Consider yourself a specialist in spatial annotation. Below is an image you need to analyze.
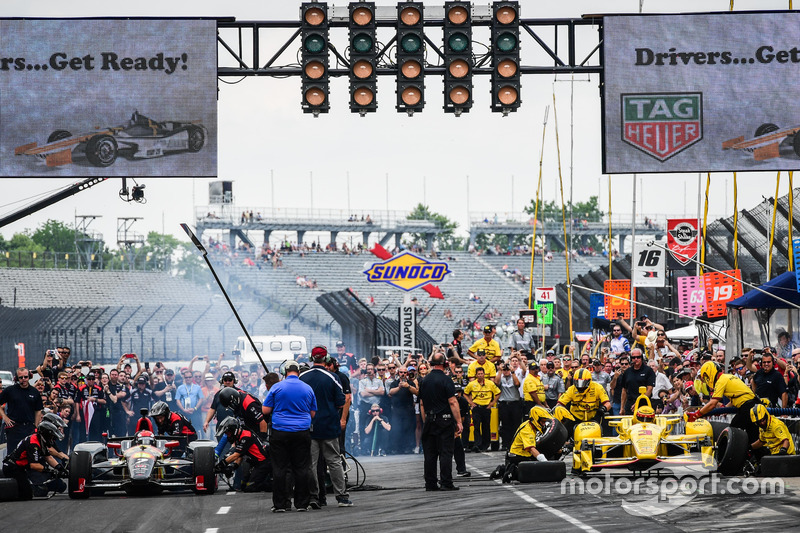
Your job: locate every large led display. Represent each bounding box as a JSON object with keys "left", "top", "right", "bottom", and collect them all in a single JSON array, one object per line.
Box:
[
  {"left": 0, "top": 19, "right": 217, "bottom": 177},
  {"left": 603, "top": 12, "right": 800, "bottom": 174}
]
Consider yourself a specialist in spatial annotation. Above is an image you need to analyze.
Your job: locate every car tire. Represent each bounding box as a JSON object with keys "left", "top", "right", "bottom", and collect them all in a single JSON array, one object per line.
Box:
[
  {"left": 0, "top": 478, "right": 20, "bottom": 501},
  {"left": 536, "top": 419, "right": 569, "bottom": 460},
  {"left": 760, "top": 454, "right": 800, "bottom": 477},
  {"left": 709, "top": 421, "right": 729, "bottom": 442},
  {"left": 47, "top": 130, "right": 72, "bottom": 143},
  {"left": 754, "top": 123, "right": 779, "bottom": 137},
  {"left": 715, "top": 426, "right": 749, "bottom": 476},
  {"left": 68, "top": 450, "right": 93, "bottom": 499},
  {"left": 192, "top": 446, "right": 217, "bottom": 495},
  {"left": 516, "top": 461, "right": 567, "bottom": 483},
  {"left": 187, "top": 126, "right": 205, "bottom": 152},
  {"left": 85, "top": 135, "right": 118, "bottom": 167}
]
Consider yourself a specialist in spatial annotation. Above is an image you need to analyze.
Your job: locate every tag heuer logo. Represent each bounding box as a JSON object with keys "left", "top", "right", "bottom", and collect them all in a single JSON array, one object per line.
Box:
[{"left": 622, "top": 93, "right": 703, "bottom": 161}]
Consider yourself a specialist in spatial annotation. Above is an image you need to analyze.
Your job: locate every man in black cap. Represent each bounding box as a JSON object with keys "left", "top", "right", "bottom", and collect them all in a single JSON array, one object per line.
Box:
[
  {"left": 418, "top": 353, "right": 463, "bottom": 491},
  {"left": 128, "top": 375, "right": 153, "bottom": 434},
  {"left": 335, "top": 341, "right": 358, "bottom": 374},
  {"left": 467, "top": 325, "right": 502, "bottom": 364},
  {"left": 203, "top": 371, "right": 238, "bottom": 436},
  {"left": 0, "top": 367, "right": 43, "bottom": 453}
]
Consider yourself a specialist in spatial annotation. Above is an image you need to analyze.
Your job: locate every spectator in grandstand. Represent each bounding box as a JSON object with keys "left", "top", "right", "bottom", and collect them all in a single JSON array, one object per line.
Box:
[{"left": 0, "top": 368, "right": 43, "bottom": 453}]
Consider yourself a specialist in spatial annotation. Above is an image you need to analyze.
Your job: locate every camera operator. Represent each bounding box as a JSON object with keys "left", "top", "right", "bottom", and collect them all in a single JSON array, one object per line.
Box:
[{"left": 0, "top": 368, "right": 43, "bottom": 452}]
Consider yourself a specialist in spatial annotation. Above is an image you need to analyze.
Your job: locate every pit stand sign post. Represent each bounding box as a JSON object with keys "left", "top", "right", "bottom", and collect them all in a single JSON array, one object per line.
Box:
[{"left": 535, "top": 287, "right": 555, "bottom": 354}]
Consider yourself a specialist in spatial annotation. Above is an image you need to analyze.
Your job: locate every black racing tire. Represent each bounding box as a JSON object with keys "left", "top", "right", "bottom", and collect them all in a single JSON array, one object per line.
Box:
[
  {"left": 709, "top": 421, "right": 729, "bottom": 442},
  {"left": 192, "top": 446, "right": 217, "bottom": 495},
  {"left": 715, "top": 426, "right": 749, "bottom": 476},
  {"left": 516, "top": 461, "right": 567, "bottom": 483},
  {"left": 187, "top": 126, "right": 205, "bottom": 152},
  {"left": 760, "top": 454, "right": 800, "bottom": 477},
  {"left": 85, "top": 135, "right": 118, "bottom": 167},
  {"left": 754, "top": 123, "right": 779, "bottom": 137},
  {"left": 536, "top": 419, "right": 569, "bottom": 460},
  {"left": 68, "top": 451, "right": 93, "bottom": 499},
  {"left": 47, "top": 130, "right": 72, "bottom": 143},
  {"left": 0, "top": 477, "right": 20, "bottom": 501}
]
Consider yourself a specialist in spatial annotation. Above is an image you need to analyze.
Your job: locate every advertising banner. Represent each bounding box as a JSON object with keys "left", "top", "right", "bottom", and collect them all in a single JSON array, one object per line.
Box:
[
  {"left": 399, "top": 305, "right": 416, "bottom": 355},
  {"left": 604, "top": 12, "right": 800, "bottom": 173},
  {"left": 604, "top": 279, "right": 634, "bottom": 319},
  {"left": 666, "top": 218, "right": 700, "bottom": 270},
  {"left": 0, "top": 19, "right": 217, "bottom": 177},
  {"left": 632, "top": 236, "right": 666, "bottom": 287}
]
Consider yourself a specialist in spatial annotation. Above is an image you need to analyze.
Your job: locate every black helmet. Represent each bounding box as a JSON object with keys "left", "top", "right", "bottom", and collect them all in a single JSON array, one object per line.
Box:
[
  {"left": 218, "top": 387, "right": 241, "bottom": 410},
  {"left": 37, "top": 421, "right": 64, "bottom": 448},
  {"left": 42, "top": 412, "right": 68, "bottom": 429},
  {"left": 216, "top": 416, "right": 241, "bottom": 439},
  {"left": 150, "top": 401, "right": 170, "bottom": 418}
]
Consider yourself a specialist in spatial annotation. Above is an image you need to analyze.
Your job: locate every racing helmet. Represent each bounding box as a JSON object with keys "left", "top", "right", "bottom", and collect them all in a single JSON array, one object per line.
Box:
[
  {"left": 218, "top": 387, "right": 242, "bottom": 410},
  {"left": 699, "top": 361, "right": 723, "bottom": 389},
  {"left": 37, "top": 420, "right": 64, "bottom": 448},
  {"left": 574, "top": 368, "right": 592, "bottom": 392},
  {"left": 42, "top": 412, "right": 68, "bottom": 429},
  {"left": 135, "top": 430, "right": 156, "bottom": 447},
  {"left": 216, "top": 416, "right": 242, "bottom": 439},
  {"left": 150, "top": 401, "right": 170, "bottom": 418},
  {"left": 750, "top": 403, "right": 770, "bottom": 427},
  {"left": 633, "top": 405, "right": 655, "bottom": 424}
]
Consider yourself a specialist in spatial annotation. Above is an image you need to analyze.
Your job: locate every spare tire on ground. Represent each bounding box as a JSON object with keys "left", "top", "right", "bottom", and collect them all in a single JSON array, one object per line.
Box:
[
  {"left": 516, "top": 461, "right": 567, "bottom": 483},
  {"left": 715, "top": 426, "right": 749, "bottom": 476},
  {"left": 0, "top": 478, "right": 20, "bottom": 501},
  {"left": 760, "top": 454, "right": 800, "bottom": 477}
]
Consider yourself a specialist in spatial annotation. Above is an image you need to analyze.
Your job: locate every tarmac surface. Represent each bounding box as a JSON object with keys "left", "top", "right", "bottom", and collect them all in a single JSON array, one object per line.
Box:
[{"left": 4, "top": 450, "right": 800, "bottom": 533}]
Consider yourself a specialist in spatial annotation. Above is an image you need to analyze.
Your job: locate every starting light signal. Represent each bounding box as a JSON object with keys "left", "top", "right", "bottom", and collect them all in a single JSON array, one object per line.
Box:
[
  {"left": 349, "top": 2, "right": 378, "bottom": 115},
  {"left": 490, "top": 1, "right": 521, "bottom": 114},
  {"left": 300, "top": 2, "right": 329, "bottom": 115},
  {"left": 396, "top": 2, "right": 425, "bottom": 115},
  {"left": 443, "top": 1, "right": 473, "bottom": 115}
]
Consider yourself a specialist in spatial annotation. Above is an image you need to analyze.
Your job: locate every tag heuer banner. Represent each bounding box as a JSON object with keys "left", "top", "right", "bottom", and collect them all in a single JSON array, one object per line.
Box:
[
  {"left": 667, "top": 218, "right": 700, "bottom": 270},
  {"left": 603, "top": 12, "right": 800, "bottom": 173}
]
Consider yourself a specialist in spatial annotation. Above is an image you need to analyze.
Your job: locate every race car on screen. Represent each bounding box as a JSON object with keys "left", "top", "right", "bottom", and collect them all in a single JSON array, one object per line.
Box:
[
  {"left": 722, "top": 122, "right": 800, "bottom": 161},
  {"left": 14, "top": 111, "right": 207, "bottom": 168},
  {"left": 67, "top": 430, "right": 217, "bottom": 498},
  {"left": 569, "top": 387, "right": 747, "bottom": 476}
]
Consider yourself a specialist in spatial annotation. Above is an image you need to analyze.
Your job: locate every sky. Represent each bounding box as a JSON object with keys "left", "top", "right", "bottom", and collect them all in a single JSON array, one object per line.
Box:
[{"left": 0, "top": 0, "right": 795, "bottom": 251}]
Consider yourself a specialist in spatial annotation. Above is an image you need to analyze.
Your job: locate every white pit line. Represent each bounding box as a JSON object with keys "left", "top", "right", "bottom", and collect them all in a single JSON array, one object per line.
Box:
[{"left": 216, "top": 506, "right": 231, "bottom": 515}]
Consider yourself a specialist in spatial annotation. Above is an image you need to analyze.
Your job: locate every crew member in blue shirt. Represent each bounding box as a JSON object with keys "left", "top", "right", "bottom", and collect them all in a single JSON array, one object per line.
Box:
[{"left": 262, "top": 360, "right": 316, "bottom": 513}]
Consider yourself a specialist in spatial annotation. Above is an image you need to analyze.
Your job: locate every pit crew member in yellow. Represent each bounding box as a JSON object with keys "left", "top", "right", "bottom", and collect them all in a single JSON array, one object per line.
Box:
[
  {"left": 750, "top": 404, "right": 795, "bottom": 456},
  {"left": 467, "top": 349, "right": 497, "bottom": 380},
  {"left": 467, "top": 325, "right": 503, "bottom": 364},
  {"left": 508, "top": 419, "right": 546, "bottom": 461},
  {"left": 464, "top": 368, "right": 501, "bottom": 452},
  {"left": 688, "top": 362, "right": 759, "bottom": 440},
  {"left": 556, "top": 368, "right": 611, "bottom": 422},
  {"left": 522, "top": 362, "right": 546, "bottom": 409}
]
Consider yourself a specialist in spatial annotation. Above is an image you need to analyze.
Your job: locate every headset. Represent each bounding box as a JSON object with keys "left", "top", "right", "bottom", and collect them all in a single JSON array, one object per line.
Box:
[
  {"left": 369, "top": 405, "right": 383, "bottom": 416},
  {"left": 219, "top": 371, "right": 238, "bottom": 386}
]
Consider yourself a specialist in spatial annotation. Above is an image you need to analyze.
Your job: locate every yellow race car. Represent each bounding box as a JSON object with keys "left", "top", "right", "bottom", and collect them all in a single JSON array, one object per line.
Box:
[{"left": 570, "top": 387, "right": 718, "bottom": 475}]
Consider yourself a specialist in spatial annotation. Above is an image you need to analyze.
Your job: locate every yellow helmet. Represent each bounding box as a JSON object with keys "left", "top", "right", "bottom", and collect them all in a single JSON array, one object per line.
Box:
[
  {"left": 634, "top": 405, "right": 655, "bottom": 424},
  {"left": 574, "top": 368, "right": 592, "bottom": 392},
  {"left": 750, "top": 403, "right": 770, "bottom": 426},
  {"left": 699, "top": 361, "right": 723, "bottom": 389}
]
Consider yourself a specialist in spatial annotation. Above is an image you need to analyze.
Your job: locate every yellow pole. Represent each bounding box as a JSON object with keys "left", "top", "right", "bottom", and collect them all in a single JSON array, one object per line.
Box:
[
  {"left": 700, "top": 173, "right": 710, "bottom": 276},
  {"left": 528, "top": 106, "right": 549, "bottom": 309},
  {"left": 768, "top": 172, "right": 781, "bottom": 281},
  {"left": 553, "top": 92, "right": 574, "bottom": 344},
  {"left": 608, "top": 176, "right": 613, "bottom": 280},
  {"left": 733, "top": 173, "right": 739, "bottom": 270},
  {"left": 790, "top": 171, "right": 794, "bottom": 271}
]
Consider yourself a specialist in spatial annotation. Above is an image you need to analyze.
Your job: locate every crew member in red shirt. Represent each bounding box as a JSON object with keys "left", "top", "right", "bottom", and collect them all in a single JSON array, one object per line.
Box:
[{"left": 215, "top": 416, "right": 271, "bottom": 492}]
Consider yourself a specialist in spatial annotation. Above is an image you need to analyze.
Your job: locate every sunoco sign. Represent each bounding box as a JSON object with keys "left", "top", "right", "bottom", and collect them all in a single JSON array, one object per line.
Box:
[{"left": 363, "top": 251, "right": 450, "bottom": 292}]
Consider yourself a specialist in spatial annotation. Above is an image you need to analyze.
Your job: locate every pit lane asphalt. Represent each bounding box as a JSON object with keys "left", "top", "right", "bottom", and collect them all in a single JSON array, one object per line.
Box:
[{"left": 4, "top": 451, "right": 800, "bottom": 533}]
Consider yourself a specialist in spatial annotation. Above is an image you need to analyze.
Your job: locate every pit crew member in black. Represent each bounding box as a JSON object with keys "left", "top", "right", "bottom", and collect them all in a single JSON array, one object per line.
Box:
[
  {"left": 216, "top": 416, "right": 272, "bottom": 492},
  {"left": 150, "top": 401, "right": 197, "bottom": 443},
  {"left": 2, "top": 421, "right": 67, "bottom": 499},
  {"left": 0, "top": 367, "right": 44, "bottom": 453},
  {"left": 418, "top": 353, "right": 463, "bottom": 491},
  {"left": 218, "top": 387, "right": 268, "bottom": 437}
]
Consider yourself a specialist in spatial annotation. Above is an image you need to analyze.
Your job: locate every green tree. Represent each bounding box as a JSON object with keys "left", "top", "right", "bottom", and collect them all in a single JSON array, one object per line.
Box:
[
  {"left": 32, "top": 219, "right": 76, "bottom": 251},
  {"left": 524, "top": 195, "right": 605, "bottom": 252},
  {"left": 404, "top": 203, "right": 460, "bottom": 250}
]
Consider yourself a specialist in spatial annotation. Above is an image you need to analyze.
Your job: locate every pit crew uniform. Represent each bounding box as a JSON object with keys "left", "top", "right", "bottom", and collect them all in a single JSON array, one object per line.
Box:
[
  {"left": 467, "top": 360, "right": 497, "bottom": 379},
  {"left": 228, "top": 428, "right": 272, "bottom": 492},
  {"left": 2, "top": 433, "right": 65, "bottom": 499},
  {"left": 463, "top": 379, "right": 500, "bottom": 451},
  {"left": 232, "top": 390, "right": 267, "bottom": 437},
  {"left": 755, "top": 415, "right": 796, "bottom": 456},
  {"left": 711, "top": 373, "right": 759, "bottom": 441},
  {"left": 156, "top": 411, "right": 197, "bottom": 443}
]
